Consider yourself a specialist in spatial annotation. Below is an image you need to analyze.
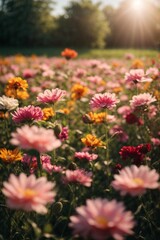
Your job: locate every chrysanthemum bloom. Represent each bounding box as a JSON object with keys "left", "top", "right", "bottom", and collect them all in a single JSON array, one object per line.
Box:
[
  {"left": 64, "top": 169, "right": 92, "bottom": 187},
  {"left": 4, "top": 77, "right": 29, "bottom": 99},
  {"left": 70, "top": 198, "right": 135, "bottom": 240},
  {"left": 58, "top": 126, "right": 69, "bottom": 141},
  {"left": 109, "top": 125, "right": 129, "bottom": 142},
  {"left": 0, "top": 95, "right": 19, "bottom": 111},
  {"left": 125, "top": 113, "right": 142, "bottom": 125},
  {"left": 130, "top": 93, "right": 156, "bottom": 110},
  {"left": 37, "top": 88, "right": 66, "bottom": 104},
  {"left": 119, "top": 144, "right": 151, "bottom": 165},
  {"left": 111, "top": 165, "right": 159, "bottom": 196},
  {"left": 2, "top": 173, "right": 56, "bottom": 214},
  {"left": 61, "top": 48, "right": 78, "bottom": 60},
  {"left": 71, "top": 83, "right": 89, "bottom": 100},
  {"left": 81, "top": 134, "right": 105, "bottom": 148},
  {"left": 42, "top": 107, "right": 55, "bottom": 120},
  {"left": 10, "top": 125, "right": 61, "bottom": 153},
  {"left": 125, "top": 69, "right": 152, "bottom": 84},
  {"left": 0, "top": 148, "right": 22, "bottom": 163},
  {"left": 83, "top": 112, "right": 107, "bottom": 124},
  {"left": 146, "top": 67, "right": 159, "bottom": 80},
  {"left": 12, "top": 105, "right": 43, "bottom": 123},
  {"left": 90, "top": 92, "right": 119, "bottom": 110},
  {"left": 75, "top": 151, "right": 98, "bottom": 161}
]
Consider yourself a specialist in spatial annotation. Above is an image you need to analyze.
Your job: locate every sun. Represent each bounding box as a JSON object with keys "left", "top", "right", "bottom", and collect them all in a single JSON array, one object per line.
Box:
[{"left": 131, "top": 0, "right": 145, "bottom": 12}]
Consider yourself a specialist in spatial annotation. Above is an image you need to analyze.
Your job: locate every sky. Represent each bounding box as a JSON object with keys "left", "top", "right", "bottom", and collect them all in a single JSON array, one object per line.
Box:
[{"left": 53, "top": 0, "right": 121, "bottom": 16}]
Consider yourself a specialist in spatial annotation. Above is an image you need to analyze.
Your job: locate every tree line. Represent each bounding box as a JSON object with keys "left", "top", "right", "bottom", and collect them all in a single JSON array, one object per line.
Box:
[{"left": 0, "top": 0, "right": 160, "bottom": 48}]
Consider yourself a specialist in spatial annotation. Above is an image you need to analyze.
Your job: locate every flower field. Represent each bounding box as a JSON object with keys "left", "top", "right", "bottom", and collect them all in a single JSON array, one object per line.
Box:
[{"left": 0, "top": 50, "right": 160, "bottom": 240}]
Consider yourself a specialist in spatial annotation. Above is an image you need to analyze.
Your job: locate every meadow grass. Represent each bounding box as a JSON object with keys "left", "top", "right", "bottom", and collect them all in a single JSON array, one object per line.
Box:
[{"left": 0, "top": 47, "right": 159, "bottom": 58}]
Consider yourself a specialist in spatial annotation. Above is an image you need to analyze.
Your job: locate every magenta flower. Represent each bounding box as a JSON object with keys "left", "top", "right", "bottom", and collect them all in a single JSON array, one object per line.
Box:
[
  {"left": 58, "top": 126, "right": 69, "bottom": 141},
  {"left": 111, "top": 165, "right": 159, "bottom": 196},
  {"left": 10, "top": 125, "right": 61, "bottom": 153},
  {"left": 130, "top": 93, "right": 156, "bottom": 110},
  {"left": 70, "top": 198, "right": 135, "bottom": 240},
  {"left": 37, "top": 88, "right": 66, "bottom": 104},
  {"left": 64, "top": 169, "right": 92, "bottom": 187},
  {"left": 90, "top": 92, "right": 119, "bottom": 110},
  {"left": 2, "top": 173, "right": 56, "bottom": 214},
  {"left": 12, "top": 105, "right": 43, "bottom": 123},
  {"left": 75, "top": 151, "right": 98, "bottom": 161}
]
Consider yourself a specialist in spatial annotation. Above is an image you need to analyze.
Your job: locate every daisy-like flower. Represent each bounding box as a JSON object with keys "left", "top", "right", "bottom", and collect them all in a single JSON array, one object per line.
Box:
[
  {"left": 12, "top": 105, "right": 43, "bottom": 123},
  {"left": 42, "top": 107, "right": 55, "bottom": 120},
  {"left": 61, "top": 48, "right": 78, "bottom": 60},
  {"left": 2, "top": 173, "right": 56, "bottom": 214},
  {"left": 81, "top": 134, "right": 105, "bottom": 148},
  {"left": 4, "top": 77, "right": 29, "bottom": 99},
  {"left": 90, "top": 92, "right": 119, "bottom": 110},
  {"left": 0, "top": 148, "right": 22, "bottom": 163},
  {"left": 71, "top": 83, "right": 89, "bottom": 100},
  {"left": 125, "top": 69, "right": 152, "bottom": 83},
  {"left": 64, "top": 169, "right": 92, "bottom": 187},
  {"left": 0, "top": 95, "right": 19, "bottom": 111},
  {"left": 70, "top": 198, "right": 135, "bottom": 240},
  {"left": 130, "top": 93, "right": 156, "bottom": 110},
  {"left": 10, "top": 125, "right": 61, "bottom": 153},
  {"left": 75, "top": 151, "right": 98, "bottom": 161},
  {"left": 83, "top": 112, "right": 107, "bottom": 124},
  {"left": 111, "top": 165, "right": 159, "bottom": 196},
  {"left": 37, "top": 88, "right": 66, "bottom": 104}
]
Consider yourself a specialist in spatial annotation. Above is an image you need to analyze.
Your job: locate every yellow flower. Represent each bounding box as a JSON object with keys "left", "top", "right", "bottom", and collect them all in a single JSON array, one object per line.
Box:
[
  {"left": 0, "top": 111, "right": 9, "bottom": 119},
  {"left": 0, "top": 148, "right": 22, "bottom": 163},
  {"left": 81, "top": 134, "right": 104, "bottom": 148},
  {"left": 88, "top": 112, "right": 107, "bottom": 124},
  {"left": 42, "top": 107, "right": 55, "bottom": 121},
  {"left": 112, "top": 87, "right": 123, "bottom": 94},
  {"left": 59, "top": 108, "right": 70, "bottom": 115},
  {"left": 71, "top": 83, "right": 89, "bottom": 100},
  {"left": 131, "top": 59, "right": 144, "bottom": 69},
  {"left": 4, "top": 77, "right": 29, "bottom": 99}
]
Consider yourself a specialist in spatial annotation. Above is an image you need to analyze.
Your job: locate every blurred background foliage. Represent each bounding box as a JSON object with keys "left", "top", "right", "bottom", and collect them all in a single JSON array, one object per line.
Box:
[{"left": 0, "top": 0, "right": 160, "bottom": 49}]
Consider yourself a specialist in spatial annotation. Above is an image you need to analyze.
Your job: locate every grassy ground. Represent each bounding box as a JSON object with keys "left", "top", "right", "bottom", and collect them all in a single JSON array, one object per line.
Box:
[{"left": 0, "top": 47, "right": 159, "bottom": 58}]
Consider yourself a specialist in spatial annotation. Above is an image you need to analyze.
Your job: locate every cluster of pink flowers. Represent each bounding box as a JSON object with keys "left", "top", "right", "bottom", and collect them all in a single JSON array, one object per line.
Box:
[
  {"left": 130, "top": 93, "right": 156, "bottom": 110},
  {"left": 63, "top": 169, "right": 92, "bottom": 187},
  {"left": 125, "top": 69, "right": 152, "bottom": 83},
  {"left": 74, "top": 151, "right": 98, "bottom": 161}
]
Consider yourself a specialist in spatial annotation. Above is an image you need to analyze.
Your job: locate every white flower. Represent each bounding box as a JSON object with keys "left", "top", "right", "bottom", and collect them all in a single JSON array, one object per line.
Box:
[{"left": 0, "top": 95, "right": 19, "bottom": 111}]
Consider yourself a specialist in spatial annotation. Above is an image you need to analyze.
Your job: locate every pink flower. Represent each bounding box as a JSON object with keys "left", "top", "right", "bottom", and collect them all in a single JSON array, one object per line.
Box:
[
  {"left": 125, "top": 69, "right": 152, "bottom": 83},
  {"left": 12, "top": 105, "right": 43, "bottom": 123},
  {"left": 75, "top": 151, "right": 98, "bottom": 161},
  {"left": 58, "top": 126, "right": 69, "bottom": 141},
  {"left": 130, "top": 93, "right": 156, "bottom": 110},
  {"left": 111, "top": 165, "right": 159, "bottom": 196},
  {"left": 70, "top": 198, "right": 135, "bottom": 240},
  {"left": 37, "top": 88, "right": 66, "bottom": 104},
  {"left": 10, "top": 125, "right": 61, "bottom": 153},
  {"left": 2, "top": 173, "right": 56, "bottom": 214},
  {"left": 64, "top": 169, "right": 92, "bottom": 187},
  {"left": 90, "top": 92, "right": 119, "bottom": 110}
]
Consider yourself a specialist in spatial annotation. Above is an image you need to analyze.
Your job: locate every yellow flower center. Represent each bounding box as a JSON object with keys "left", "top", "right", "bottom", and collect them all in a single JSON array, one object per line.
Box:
[
  {"left": 95, "top": 216, "right": 108, "bottom": 228},
  {"left": 133, "top": 178, "right": 144, "bottom": 186},
  {"left": 23, "top": 189, "right": 36, "bottom": 198}
]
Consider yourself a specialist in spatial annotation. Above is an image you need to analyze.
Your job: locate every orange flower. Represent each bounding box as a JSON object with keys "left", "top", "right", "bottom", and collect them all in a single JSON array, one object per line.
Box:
[
  {"left": 0, "top": 148, "right": 22, "bottom": 163},
  {"left": 71, "top": 83, "right": 89, "bottom": 100},
  {"left": 131, "top": 59, "right": 144, "bottom": 69},
  {"left": 83, "top": 112, "right": 107, "bottom": 124},
  {"left": 42, "top": 107, "right": 55, "bottom": 121},
  {"left": 4, "top": 77, "right": 29, "bottom": 99},
  {"left": 61, "top": 48, "right": 78, "bottom": 60},
  {"left": 81, "top": 134, "right": 104, "bottom": 148}
]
